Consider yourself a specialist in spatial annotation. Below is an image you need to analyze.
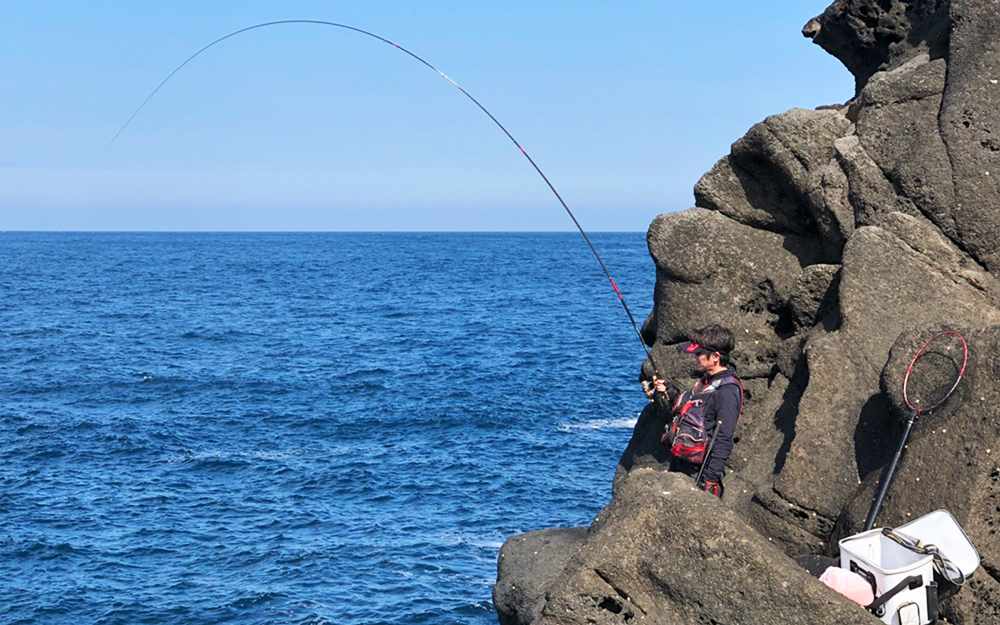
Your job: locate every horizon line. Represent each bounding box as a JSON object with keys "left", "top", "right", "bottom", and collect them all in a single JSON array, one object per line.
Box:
[{"left": 1, "top": 229, "right": 647, "bottom": 234}]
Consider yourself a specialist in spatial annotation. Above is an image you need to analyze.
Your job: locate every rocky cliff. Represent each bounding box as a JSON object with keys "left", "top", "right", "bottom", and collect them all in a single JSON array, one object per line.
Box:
[{"left": 495, "top": 1, "right": 1000, "bottom": 623}]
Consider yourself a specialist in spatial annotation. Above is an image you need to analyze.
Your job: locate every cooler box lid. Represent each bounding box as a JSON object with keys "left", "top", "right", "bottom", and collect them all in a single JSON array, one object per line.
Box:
[{"left": 896, "top": 509, "right": 980, "bottom": 580}]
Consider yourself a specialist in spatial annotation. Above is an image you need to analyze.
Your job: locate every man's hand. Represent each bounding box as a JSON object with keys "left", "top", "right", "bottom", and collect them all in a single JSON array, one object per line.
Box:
[
  {"left": 698, "top": 479, "right": 721, "bottom": 498},
  {"left": 642, "top": 376, "right": 668, "bottom": 401}
]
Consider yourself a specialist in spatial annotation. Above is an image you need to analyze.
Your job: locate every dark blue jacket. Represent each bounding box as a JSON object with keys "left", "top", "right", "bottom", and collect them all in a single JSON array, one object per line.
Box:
[{"left": 672, "top": 368, "right": 742, "bottom": 483}]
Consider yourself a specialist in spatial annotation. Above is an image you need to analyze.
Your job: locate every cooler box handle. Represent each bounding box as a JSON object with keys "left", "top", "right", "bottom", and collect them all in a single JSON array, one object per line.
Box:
[{"left": 867, "top": 575, "right": 923, "bottom": 617}]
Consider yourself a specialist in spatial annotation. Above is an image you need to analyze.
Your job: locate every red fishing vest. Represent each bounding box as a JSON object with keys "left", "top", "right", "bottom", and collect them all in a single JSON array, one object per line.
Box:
[{"left": 667, "top": 373, "right": 742, "bottom": 465}]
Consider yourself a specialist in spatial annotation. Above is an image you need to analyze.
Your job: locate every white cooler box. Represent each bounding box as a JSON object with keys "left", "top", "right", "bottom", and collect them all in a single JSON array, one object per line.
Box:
[{"left": 839, "top": 510, "right": 980, "bottom": 625}]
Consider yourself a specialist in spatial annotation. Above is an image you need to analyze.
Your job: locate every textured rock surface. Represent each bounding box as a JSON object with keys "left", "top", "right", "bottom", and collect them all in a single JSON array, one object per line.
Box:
[
  {"left": 939, "top": 0, "right": 1000, "bottom": 272},
  {"left": 802, "top": 0, "right": 949, "bottom": 92},
  {"left": 694, "top": 108, "right": 854, "bottom": 261},
  {"left": 494, "top": 528, "right": 589, "bottom": 625},
  {"left": 534, "top": 472, "right": 879, "bottom": 625},
  {"left": 496, "top": 2, "right": 1000, "bottom": 623}
]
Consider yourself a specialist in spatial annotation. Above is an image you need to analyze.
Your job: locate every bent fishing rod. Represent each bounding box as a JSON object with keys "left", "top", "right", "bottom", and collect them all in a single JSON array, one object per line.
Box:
[{"left": 112, "top": 19, "right": 661, "bottom": 379}]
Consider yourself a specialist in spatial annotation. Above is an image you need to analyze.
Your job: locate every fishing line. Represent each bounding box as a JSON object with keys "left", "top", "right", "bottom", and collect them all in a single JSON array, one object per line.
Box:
[{"left": 112, "top": 19, "right": 660, "bottom": 375}]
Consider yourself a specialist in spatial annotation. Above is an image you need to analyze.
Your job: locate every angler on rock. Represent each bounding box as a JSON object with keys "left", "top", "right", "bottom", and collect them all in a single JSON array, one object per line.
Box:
[{"left": 643, "top": 324, "right": 743, "bottom": 499}]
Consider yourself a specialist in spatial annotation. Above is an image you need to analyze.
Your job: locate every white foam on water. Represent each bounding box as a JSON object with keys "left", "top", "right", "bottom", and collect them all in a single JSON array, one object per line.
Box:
[
  {"left": 556, "top": 415, "right": 638, "bottom": 432},
  {"left": 163, "top": 448, "right": 311, "bottom": 464},
  {"left": 433, "top": 530, "right": 507, "bottom": 552}
]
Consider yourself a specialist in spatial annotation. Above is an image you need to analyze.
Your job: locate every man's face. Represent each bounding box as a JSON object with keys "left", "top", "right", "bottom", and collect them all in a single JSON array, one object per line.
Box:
[{"left": 693, "top": 348, "right": 720, "bottom": 373}]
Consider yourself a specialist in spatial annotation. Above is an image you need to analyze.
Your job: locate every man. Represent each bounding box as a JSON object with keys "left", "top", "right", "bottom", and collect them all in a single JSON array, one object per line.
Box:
[{"left": 643, "top": 324, "right": 743, "bottom": 499}]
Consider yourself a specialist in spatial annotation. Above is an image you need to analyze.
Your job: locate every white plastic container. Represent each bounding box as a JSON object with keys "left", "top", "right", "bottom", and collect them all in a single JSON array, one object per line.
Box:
[
  {"left": 839, "top": 529, "right": 934, "bottom": 625},
  {"left": 839, "top": 509, "right": 980, "bottom": 625}
]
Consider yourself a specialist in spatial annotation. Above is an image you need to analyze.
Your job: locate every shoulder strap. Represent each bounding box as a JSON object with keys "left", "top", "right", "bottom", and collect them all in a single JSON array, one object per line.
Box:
[{"left": 882, "top": 528, "right": 966, "bottom": 585}]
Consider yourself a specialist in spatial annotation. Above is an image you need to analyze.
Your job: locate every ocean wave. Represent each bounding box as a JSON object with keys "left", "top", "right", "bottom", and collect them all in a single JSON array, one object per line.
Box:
[
  {"left": 555, "top": 415, "right": 639, "bottom": 432},
  {"left": 163, "top": 448, "right": 310, "bottom": 465}
]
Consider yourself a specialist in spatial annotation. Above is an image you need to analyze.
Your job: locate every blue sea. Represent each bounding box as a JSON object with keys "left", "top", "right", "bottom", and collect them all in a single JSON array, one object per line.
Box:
[{"left": 1, "top": 232, "right": 654, "bottom": 625}]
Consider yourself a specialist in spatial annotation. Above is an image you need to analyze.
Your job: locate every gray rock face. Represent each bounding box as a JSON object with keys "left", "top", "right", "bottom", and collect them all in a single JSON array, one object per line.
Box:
[
  {"left": 802, "top": 0, "right": 949, "bottom": 92},
  {"left": 494, "top": 528, "right": 589, "bottom": 625},
  {"left": 496, "top": 2, "right": 1000, "bottom": 624},
  {"left": 534, "top": 472, "right": 879, "bottom": 625},
  {"left": 694, "top": 109, "right": 854, "bottom": 261},
  {"left": 939, "top": 0, "right": 1000, "bottom": 272}
]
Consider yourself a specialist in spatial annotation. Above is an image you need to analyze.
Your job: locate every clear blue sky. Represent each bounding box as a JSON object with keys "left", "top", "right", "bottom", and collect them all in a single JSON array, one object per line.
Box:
[{"left": 1, "top": 1, "right": 852, "bottom": 231}]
